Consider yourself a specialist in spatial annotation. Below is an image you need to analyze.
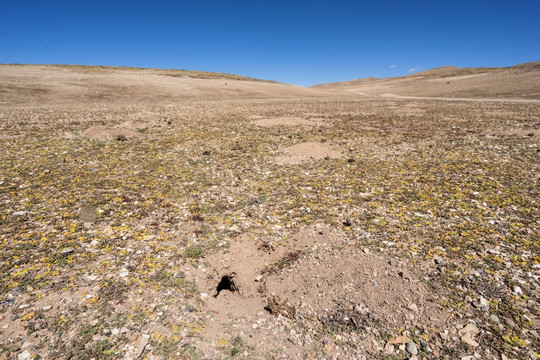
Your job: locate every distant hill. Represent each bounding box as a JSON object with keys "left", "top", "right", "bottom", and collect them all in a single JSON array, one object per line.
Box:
[
  {"left": 0, "top": 64, "right": 333, "bottom": 106},
  {"left": 313, "top": 62, "right": 540, "bottom": 99}
]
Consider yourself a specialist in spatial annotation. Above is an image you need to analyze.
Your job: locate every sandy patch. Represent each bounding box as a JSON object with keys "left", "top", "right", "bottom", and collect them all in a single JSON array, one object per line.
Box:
[
  {"left": 254, "top": 116, "right": 314, "bottom": 127},
  {"left": 82, "top": 125, "right": 142, "bottom": 140},
  {"left": 275, "top": 141, "right": 345, "bottom": 164}
]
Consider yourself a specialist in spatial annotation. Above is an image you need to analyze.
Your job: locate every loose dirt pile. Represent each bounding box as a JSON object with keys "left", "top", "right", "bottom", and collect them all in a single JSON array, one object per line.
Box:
[
  {"left": 275, "top": 142, "right": 345, "bottom": 164},
  {"left": 81, "top": 125, "right": 142, "bottom": 140},
  {"left": 184, "top": 225, "right": 449, "bottom": 359},
  {"left": 254, "top": 116, "right": 315, "bottom": 127}
]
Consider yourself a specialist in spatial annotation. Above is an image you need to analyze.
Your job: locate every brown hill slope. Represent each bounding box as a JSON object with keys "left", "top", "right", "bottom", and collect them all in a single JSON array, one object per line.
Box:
[
  {"left": 0, "top": 64, "right": 334, "bottom": 106},
  {"left": 313, "top": 62, "right": 540, "bottom": 99}
]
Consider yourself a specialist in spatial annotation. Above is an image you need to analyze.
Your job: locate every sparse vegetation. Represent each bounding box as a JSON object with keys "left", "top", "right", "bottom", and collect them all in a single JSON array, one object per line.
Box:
[
  {"left": 185, "top": 245, "right": 205, "bottom": 259},
  {"left": 0, "top": 64, "right": 538, "bottom": 359}
]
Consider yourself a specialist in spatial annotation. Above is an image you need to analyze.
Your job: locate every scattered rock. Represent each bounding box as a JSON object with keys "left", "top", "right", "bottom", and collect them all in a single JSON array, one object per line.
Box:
[
  {"left": 439, "top": 329, "right": 449, "bottom": 340},
  {"left": 118, "top": 269, "right": 129, "bottom": 278},
  {"left": 489, "top": 314, "right": 501, "bottom": 324},
  {"left": 127, "top": 334, "right": 150, "bottom": 359},
  {"left": 512, "top": 286, "right": 523, "bottom": 296},
  {"left": 472, "top": 296, "right": 489, "bottom": 312},
  {"left": 12, "top": 211, "right": 28, "bottom": 217},
  {"left": 18, "top": 350, "right": 31, "bottom": 360},
  {"left": 461, "top": 333, "right": 480, "bottom": 348},
  {"left": 459, "top": 323, "right": 480, "bottom": 348},
  {"left": 459, "top": 323, "right": 480, "bottom": 337},
  {"left": 406, "top": 341, "right": 418, "bottom": 356},
  {"left": 79, "top": 205, "right": 97, "bottom": 222},
  {"left": 388, "top": 335, "right": 412, "bottom": 344},
  {"left": 503, "top": 317, "right": 517, "bottom": 328}
]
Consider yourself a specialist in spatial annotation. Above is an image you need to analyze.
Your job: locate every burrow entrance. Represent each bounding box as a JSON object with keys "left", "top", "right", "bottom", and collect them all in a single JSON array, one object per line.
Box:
[{"left": 214, "top": 273, "right": 240, "bottom": 297}]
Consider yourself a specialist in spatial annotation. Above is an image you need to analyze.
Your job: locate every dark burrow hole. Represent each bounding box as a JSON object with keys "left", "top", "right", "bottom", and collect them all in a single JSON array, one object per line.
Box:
[{"left": 214, "top": 273, "right": 239, "bottom": 297}]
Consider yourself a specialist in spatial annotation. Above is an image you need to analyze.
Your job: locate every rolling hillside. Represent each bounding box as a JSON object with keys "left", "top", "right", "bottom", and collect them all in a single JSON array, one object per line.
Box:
[
  {"left": 0, "top": 64, "right": 334, "bottom": 106},
  {"left": 313, "top": 62, "right": 540, "bottom": 99}
]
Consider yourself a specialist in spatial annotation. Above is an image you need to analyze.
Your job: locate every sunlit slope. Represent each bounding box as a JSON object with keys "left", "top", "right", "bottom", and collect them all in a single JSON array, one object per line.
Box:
[
  {"left": 313, "top": 62, "right": 540, "bottom": 99},
  {"left": 0, "top": 64, "right": 334, "bottom": 105}
]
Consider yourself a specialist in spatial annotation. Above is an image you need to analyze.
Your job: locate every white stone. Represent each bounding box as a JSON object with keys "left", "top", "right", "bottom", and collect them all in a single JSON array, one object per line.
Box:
[
  {"left": 119, "top": 269, "right": 129, "bottom": 278},
  {"left": 18, "top": 350, "right": 31, "bottom": 360}
]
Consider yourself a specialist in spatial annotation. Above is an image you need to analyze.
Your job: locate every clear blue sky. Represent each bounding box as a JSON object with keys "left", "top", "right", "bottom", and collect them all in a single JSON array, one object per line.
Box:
[{"left": 1, "top": 0, "right": 539, "bottom": 86}]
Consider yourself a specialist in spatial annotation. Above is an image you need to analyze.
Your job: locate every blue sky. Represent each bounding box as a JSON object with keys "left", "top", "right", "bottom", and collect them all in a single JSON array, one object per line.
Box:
[{"left": 1, "top": 0, "right": 539, "bottom": 86}]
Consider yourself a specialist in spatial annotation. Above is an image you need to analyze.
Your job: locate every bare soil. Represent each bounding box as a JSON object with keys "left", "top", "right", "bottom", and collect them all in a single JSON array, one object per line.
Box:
[
  {"left": 254, "top": 117, "right": 315, "bottom": 127},
  {"left": 82, "top": 126, "right": 143, "bottom": 140},
  {"left": 275, "top": 142, "right": 345, "bottom": 164}
]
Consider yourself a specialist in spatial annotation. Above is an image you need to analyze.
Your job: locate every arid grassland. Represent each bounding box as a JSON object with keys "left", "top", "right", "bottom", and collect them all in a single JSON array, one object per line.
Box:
[{"left": 1, "top": 90, "right": 539, "bottom": 358}]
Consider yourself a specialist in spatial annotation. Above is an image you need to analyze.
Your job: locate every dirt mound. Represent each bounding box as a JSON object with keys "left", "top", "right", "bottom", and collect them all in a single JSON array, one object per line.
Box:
[
  {"left": 187, "top": 225, "right": 449, "bottom": 358},
  {"left": 81, "top": 125, "right": 142, "bottom": 140},
  {"left": 254, "top": 116, "right": 314, "bottom": 127},
  {"left": 275, "top": 141, "right": 345, "bottom": 164},
  {"left": 266, "top": 249, "right": 447, "bottom": 330}
]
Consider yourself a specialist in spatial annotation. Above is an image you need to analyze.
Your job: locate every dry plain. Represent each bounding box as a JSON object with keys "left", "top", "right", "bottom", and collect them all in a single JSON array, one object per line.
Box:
[{"left": 0, "top": 64, "right": 539, "bottom": 359}]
